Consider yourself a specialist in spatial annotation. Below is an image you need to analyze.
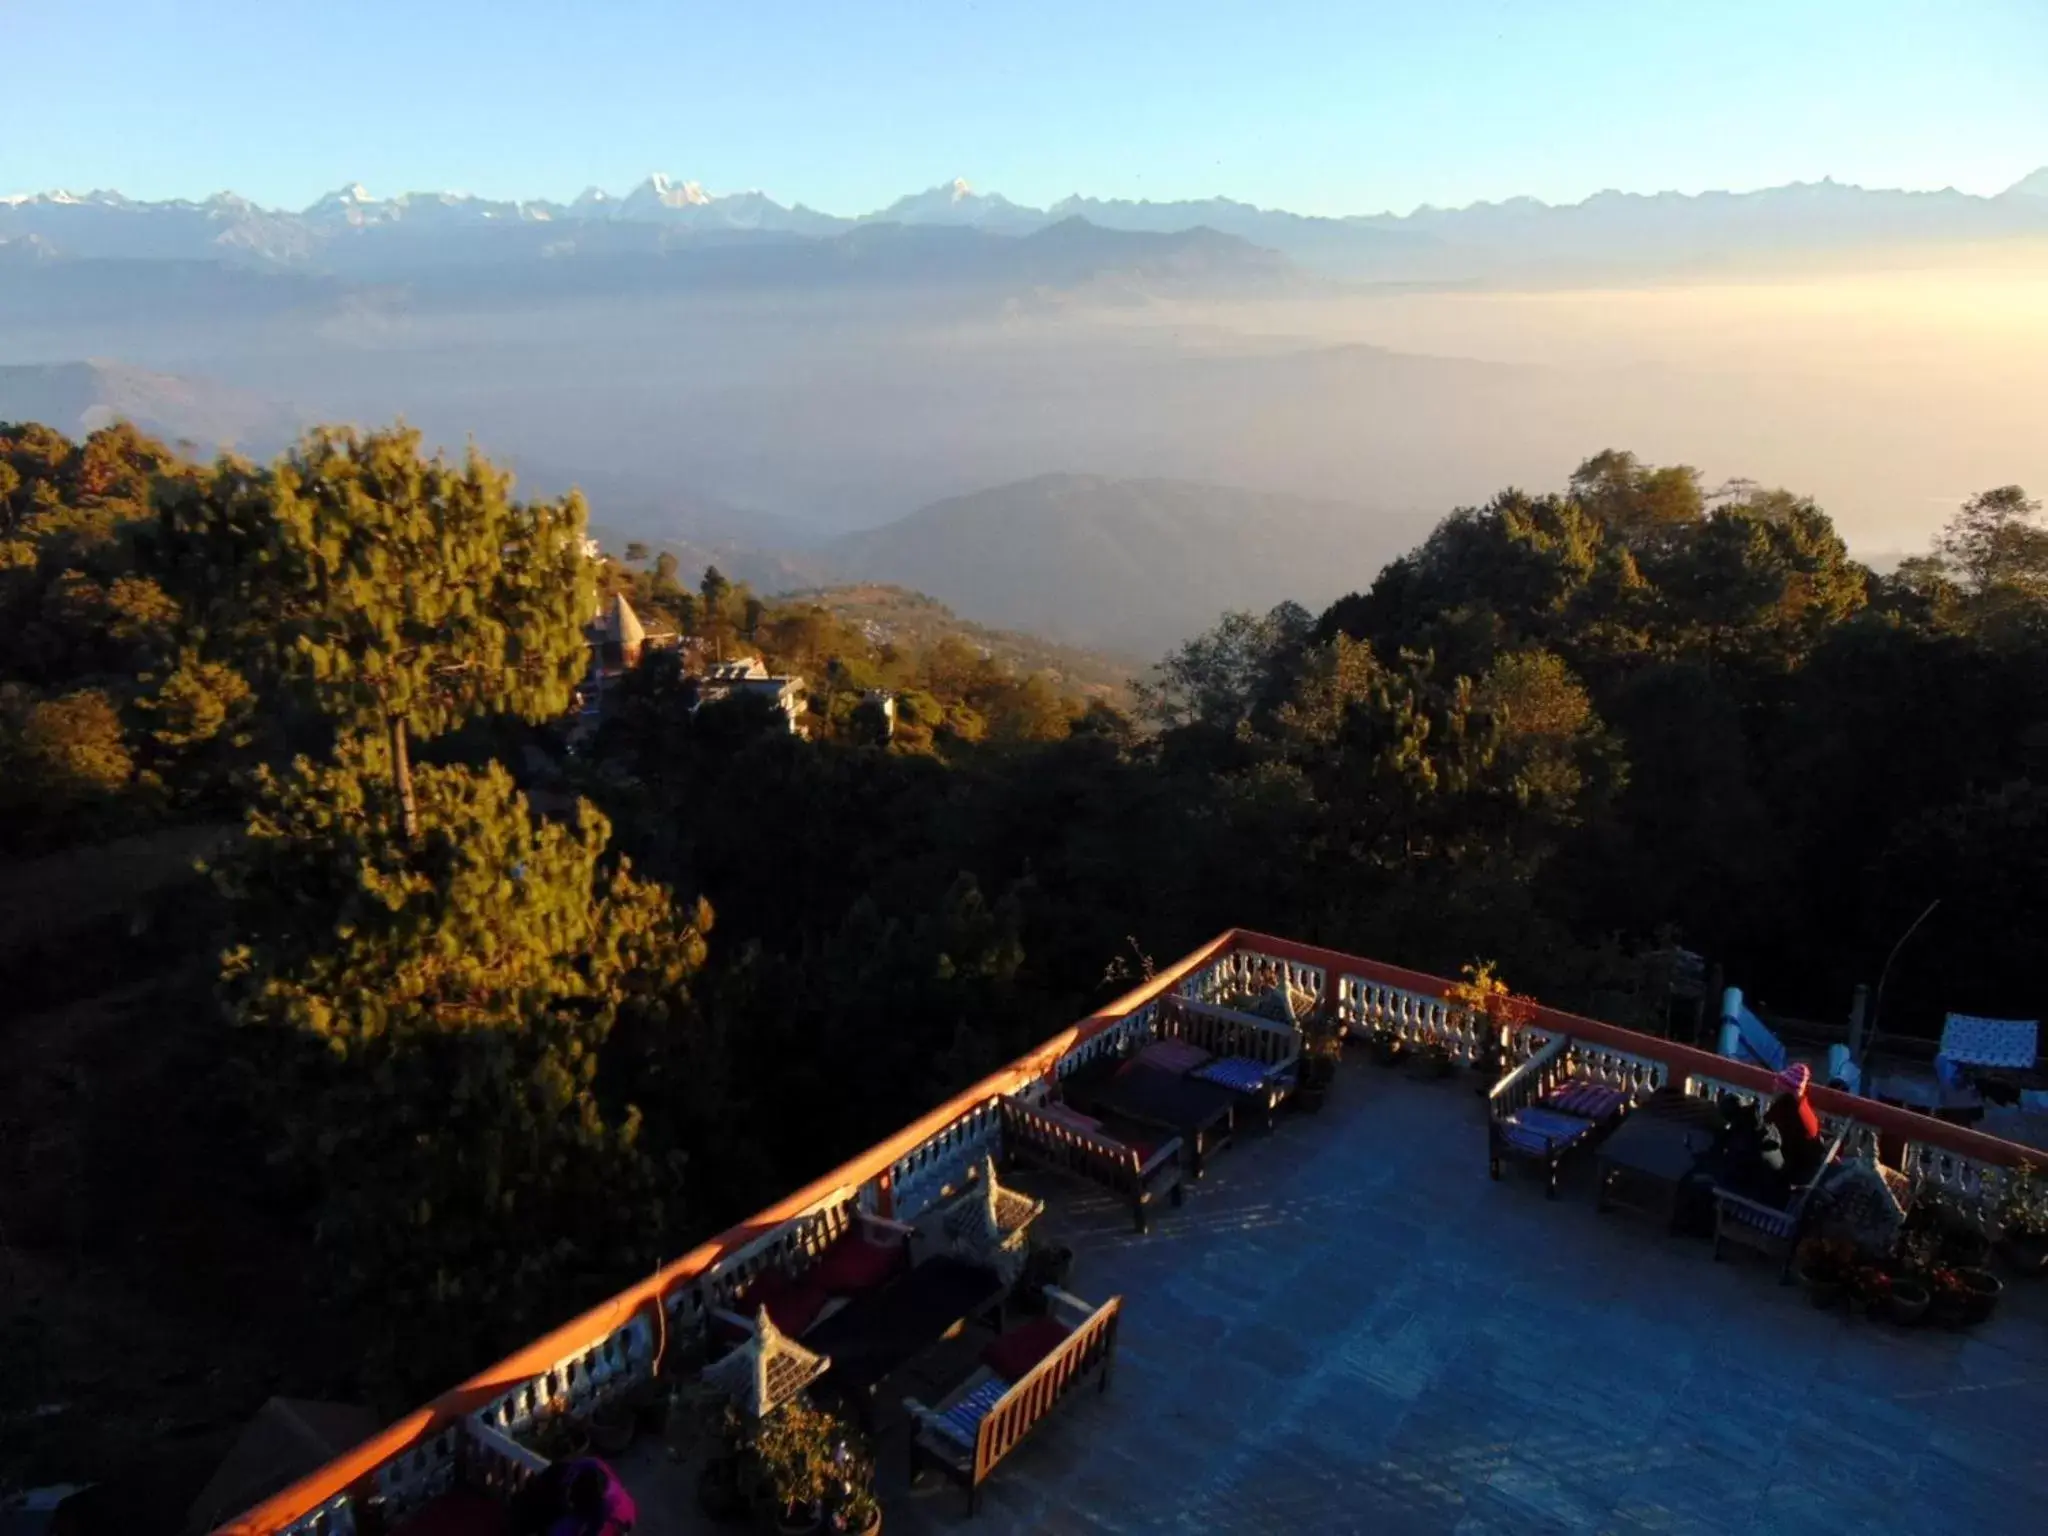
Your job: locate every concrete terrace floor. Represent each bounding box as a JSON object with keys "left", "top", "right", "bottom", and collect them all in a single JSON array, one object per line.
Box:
[{"left": 624, "top": 1053, "right": 2048, "bottom": 1535}]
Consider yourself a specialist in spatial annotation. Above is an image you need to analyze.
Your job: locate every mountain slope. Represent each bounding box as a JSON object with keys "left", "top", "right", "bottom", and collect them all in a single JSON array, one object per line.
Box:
[
  {"left": 0, "top": 361, "right": 301, "bottom": 454},
  {"left": 831, "top": 474, "right": 1432, "bottom": 657}
]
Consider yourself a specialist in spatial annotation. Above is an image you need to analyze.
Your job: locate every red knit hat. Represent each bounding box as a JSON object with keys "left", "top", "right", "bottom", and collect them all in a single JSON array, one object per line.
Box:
[{"left": 1774, "top": 1062, "right": 1812, "bottom": 1096}]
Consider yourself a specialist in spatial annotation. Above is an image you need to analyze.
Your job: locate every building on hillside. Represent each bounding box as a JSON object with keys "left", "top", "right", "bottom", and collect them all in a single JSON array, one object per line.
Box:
[
  {"left": 695, "top": 656, "right": 808, "bottom": 734},
  {"left": 589, "top": 592, "right": 648, "bottom": 673},
  {"left": 860, "top": 689, "right": 897, "bottom": 743}
]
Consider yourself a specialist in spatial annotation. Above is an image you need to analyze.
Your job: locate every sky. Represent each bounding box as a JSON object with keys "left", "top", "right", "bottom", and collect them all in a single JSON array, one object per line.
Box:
[{"left": 3, "top": 0, "right": 2045, "bottom": 215}]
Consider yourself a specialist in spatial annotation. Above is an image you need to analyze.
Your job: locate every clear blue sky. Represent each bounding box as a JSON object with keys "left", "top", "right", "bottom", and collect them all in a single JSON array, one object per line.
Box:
[{"left": 5, "top": 0, "right": 2044, "bottom": 214}]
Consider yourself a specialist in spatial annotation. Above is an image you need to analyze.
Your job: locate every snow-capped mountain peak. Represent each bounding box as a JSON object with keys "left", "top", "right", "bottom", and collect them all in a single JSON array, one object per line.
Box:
[{"left": 625, "top": 173, "right": 713, "bottom": 210}]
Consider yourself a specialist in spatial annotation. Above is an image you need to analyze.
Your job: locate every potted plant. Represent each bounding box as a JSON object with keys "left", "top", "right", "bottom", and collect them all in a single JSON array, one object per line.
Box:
[
  {"left": 1927, "top": 1265, "right": 1972, "bottom": 1327},
  {"left": 1955, "top": 1267, "right": 2004, "bottom": 1325},
  {"left": 825, "top": 1426, "right": 882, "bottom": 1536},
  {"left": 752, "top": 1396, "right": 839, "bottom": 1533},
  {"left": 1296, "top": 1022, "right": 1342, "bottom": 1110},
  {"left": 1884, "top": 1274, "right": 1931, "bottom": 1326},
  {"left": 1997, "top": 1166, "right": 2048, "bottom": 1276},
  {"left": 1369, "top": 1030, "right": 1407, "bottom": 1068},
  {"left": 1793, "top": 1237, "right": 1854, "bottom": 1308},
  {"left": 1847, "top": 1263, "right": 1891, "bottom": 1319}
]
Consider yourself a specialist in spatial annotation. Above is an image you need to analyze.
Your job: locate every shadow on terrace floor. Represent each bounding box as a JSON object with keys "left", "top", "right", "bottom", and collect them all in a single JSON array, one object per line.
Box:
[{"left": 624, "top": 1051, "right": 2048, "bottom": 1536}]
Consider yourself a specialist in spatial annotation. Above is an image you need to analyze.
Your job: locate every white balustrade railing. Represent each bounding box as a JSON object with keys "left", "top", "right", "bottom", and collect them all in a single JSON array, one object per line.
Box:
[
  {"left": 888, "top": 1097, "right": 1006, "bottom": 1221},
  {"left": 1567, "top": 1040, "right": 1669, "bottom": 1096},
  {"left": 368, "top": 1422, "right": 460, "bottom": 1525},
  {"left": 473, "top": 1315, "right": 654, "bottom": 1444},
  {"left": 276, "top": 1493, "right": 355, "bottom": 1536},
  {"left": 463, "top": 1418, "right": 550, "bottom": 1501}
]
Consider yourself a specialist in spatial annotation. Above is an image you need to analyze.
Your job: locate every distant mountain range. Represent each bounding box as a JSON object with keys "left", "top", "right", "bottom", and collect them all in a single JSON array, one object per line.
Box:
[
  {"left": 829, "top": 474, "right": 1438, "bottom": 657},
  {"left": 0, "top": 361, "right": 301, "bottom": 454},
  {"left": 6, "top": 169, "right": 2047, "bottom": 280}
]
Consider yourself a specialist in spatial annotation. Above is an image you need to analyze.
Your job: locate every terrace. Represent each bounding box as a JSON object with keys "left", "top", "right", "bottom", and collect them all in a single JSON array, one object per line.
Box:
[{"left": 216, "top": 933, "right": 2048, "bottom": 1536}]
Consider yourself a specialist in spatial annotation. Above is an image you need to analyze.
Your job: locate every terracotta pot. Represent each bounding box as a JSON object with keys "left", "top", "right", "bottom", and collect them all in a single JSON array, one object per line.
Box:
[
  {"left": 697, "top": 1459, "right": 746, "bottom": 1524},
  {"left": 771, "top": 1502, "right": 823, "bottom": 1535},
  {"left": 1885, "top": 1280, "right": 1930, "bottom": 1326},
  {"left": 1956, "top": 1268, "right": 2003, "bottom": 1325},
  {"left": 1796, "top": 1268, "right": 1844, "bottom": 1309}
]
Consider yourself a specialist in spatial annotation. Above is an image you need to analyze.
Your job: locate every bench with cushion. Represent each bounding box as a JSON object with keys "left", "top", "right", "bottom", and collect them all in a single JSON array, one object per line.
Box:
[
  {"left": 999, "top": 1094, "right": 1184, "bottom": 1232},
  {"left": 1487, "top": 1034, "right": 1635, "bottom": 1197},
  {"left": 905, "top": 1287, "right": 1121, "bottom": 1515},
  {"left": 1157, "top": 995, "right": 1303, "bottom": 1129},
  {"left": 710, "top": 1208, "right": 917, "bottom": 1341},
  {"left": 1064, "top": 1045, "right": 1240, "bottom": 1179},
  {"left": 1713, "top": 1126, "right": 1851, "bottom": 1276}
]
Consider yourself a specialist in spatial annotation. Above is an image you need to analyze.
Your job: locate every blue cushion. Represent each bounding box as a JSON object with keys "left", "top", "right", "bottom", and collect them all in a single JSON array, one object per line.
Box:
[
  {"left": 1193, "top": 1055, "right": 1276, "bottom": 1093},
  {"left": 1499, "top": 1106, "right": 1595, "bottom": 1155},
  {"left": 933, "top": 1378, "right": 1010, "bottom": 1449}
]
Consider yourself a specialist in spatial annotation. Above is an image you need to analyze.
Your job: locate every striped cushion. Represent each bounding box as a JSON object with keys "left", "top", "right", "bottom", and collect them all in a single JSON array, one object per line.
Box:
[
  {"left": 1728, "top": 1203, "right": 1797, "bottom": 1237},
  {"left": 1544, "top": 1080, "right": 1628, "bottom": 1119},
  {"left": 1499, "top": 1106, "right": 1595, "bottom": 1156},
  {"left": 1193, "top": 1055, "right": 1277, "bottom": 1093},
  {"left": 932, "top": 1378, "right": 1010, "bottom": 1448}
]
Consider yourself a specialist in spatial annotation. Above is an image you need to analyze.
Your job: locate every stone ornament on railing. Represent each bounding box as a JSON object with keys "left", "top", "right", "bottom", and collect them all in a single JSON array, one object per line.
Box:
[{"left": 704, "top": 1306, "right": 830, "bottom": 1418}]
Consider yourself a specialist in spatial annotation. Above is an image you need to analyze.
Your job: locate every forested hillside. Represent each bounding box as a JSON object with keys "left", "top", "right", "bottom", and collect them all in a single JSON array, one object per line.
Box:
[{"left": 3, "top": 420, "right": 2044, "bottom": 1502}]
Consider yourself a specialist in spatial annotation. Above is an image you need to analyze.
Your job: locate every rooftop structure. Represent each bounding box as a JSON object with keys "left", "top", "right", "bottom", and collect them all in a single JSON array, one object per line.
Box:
[
  {"left": 695, "top": 656, "right": 807, "bottom": 734},
  {"left": 213, "top": 932, "right": 2048, "bottom": 1536}
]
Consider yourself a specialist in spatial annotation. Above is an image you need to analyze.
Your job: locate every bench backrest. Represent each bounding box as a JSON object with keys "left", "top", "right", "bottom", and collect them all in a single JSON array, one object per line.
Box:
[
  {"left": 999, "top": 1094, "right": 1140, "bottom": 1178},
  {"left": 971, "top": 1295, "right": 1122, "bottom": 1485},
  {"left": 1158, "top": 996, "right": 1301, "bottom": 1069}
]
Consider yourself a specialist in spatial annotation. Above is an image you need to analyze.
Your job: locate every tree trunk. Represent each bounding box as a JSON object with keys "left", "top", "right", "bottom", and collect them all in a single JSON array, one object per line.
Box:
[{"left": 389, "top": 714, "right": 420, "bottom": 843}]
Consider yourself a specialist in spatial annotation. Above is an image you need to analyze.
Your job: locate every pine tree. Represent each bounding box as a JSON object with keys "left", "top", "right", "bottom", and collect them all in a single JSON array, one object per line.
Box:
[{"left": 159, "top": 425, "right": 595, "bottom": 840}]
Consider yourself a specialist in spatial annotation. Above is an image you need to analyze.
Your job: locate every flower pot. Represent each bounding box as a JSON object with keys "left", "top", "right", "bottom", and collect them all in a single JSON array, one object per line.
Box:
[
  {"left": 1885, "top": 1280, "right": 1930, "bottom": 1326},
  {"left": 1296, "top": 1082, "right": 1329, "bottom": 1113},
  {"left": 1956, "top": 1267, "right": 2003, "bottom": 1325},
  {"left": 770, "top": 1502, "right": 823, "bottom": 1535},
  {"left": 1371, "top": 1038, "right": 1406, "bottom": 1068}
]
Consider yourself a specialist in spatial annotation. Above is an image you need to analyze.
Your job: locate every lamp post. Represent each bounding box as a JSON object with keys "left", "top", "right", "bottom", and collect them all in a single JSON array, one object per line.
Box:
[{"left": 1862, "top": 897, "right": 1941, "bottom": 1076}]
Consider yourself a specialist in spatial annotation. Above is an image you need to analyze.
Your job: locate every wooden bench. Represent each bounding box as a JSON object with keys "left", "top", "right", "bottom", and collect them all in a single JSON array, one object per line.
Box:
[
  {"left": 1487, "top": 1034, "right": 1634, "bottom": 1197},
  {"left": 704, "top": 1205, "right": 919, "bottom": 1342},
  {"left": 1156, "top": 995, "right": 1302, "bottom": 1129},
  {"left": 1713, "top": 1126, "right": 1850, "bottom": 1277},
  {"left": 999, "top": 1094, "right": 1184, "bottom": 1233},
  {"left": 905, "top": 1287, "right": 1121, "bottom": 1515}
]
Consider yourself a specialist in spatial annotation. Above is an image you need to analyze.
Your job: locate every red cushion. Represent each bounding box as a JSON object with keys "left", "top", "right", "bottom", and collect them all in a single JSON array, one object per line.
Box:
[
  {"left": 809, "top": 1231, "right": 902, "bottom": 1295},
  {"left": 735, "top": 1268, "right": 831, "bottom": 1336},
  {"left": 1040, "top": 1102, "right": 1102, "bottom": 1133},
  {"left": 981, "top": 1316, "right": 1072, "bottom": 1382}
]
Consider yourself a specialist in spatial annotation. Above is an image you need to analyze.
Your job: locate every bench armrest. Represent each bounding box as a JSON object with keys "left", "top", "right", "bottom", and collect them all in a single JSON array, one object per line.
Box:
[
  {"left": 1137, "top": 1136, "right": 1184, "bottom": 1177},
  {"left": 1040, "top": 1285, "right": 1098, "bottom": 1330}
]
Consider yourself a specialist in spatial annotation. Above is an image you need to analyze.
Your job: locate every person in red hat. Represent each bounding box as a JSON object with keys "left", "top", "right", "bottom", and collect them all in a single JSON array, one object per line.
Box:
[{"left": 1767, "top": 1062, "right": 1826, "bottom": 1185}]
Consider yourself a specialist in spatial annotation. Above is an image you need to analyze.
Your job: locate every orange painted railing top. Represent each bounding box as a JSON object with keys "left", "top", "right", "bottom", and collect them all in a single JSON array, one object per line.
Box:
[{"left": 219, "top": 926, "right": 2040, "bottom": 1533}]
